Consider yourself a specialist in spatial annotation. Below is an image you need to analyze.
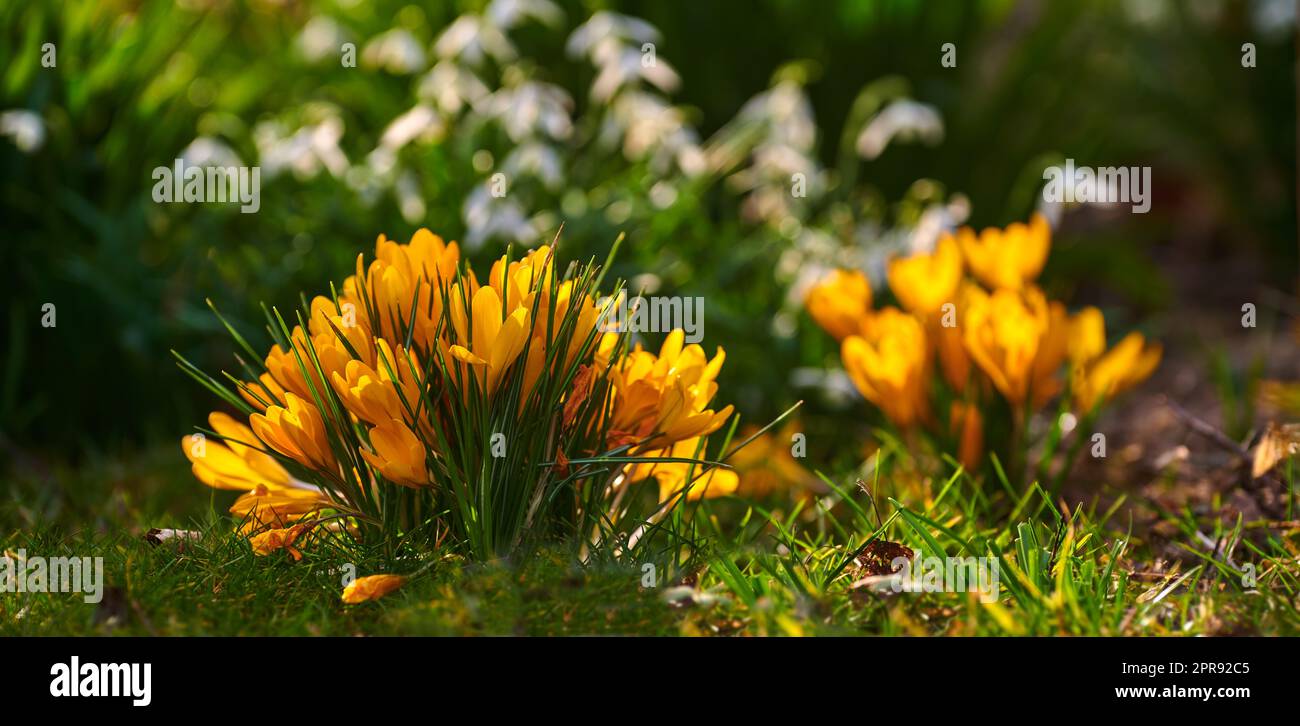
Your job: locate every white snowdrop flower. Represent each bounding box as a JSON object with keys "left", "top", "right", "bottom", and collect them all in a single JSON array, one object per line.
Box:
[
  {"left": 487, "top": 0, "right": 564, "bottom": 30},
  {"left": 855, "top": 99, "right": 943, "bottom": 160},
  {"left": 1252, "top": 0, "right": 1295, "bottom": 37},
  {"left": 462, "top": 184, "right": 538, "bottom": 249},
  {"left": 905, "top": 198, "right": 969, "bottom": 255},
  {"left": 418, "top": 61, "right": 491, "bottom": 115},
  {"left": 434, "top": 15, "right": 516, "bottom": 66},
  {"left": 180, "top": 136, "right": 244, "bottom": 169},
  {"left": 589, "top": 46, "right": 680, "bottom": 102},
  {"left": 502, "top": 142, "right": 564, "bottom": 190},
  {"left": 566, "top": 11, "right": 659, "bottom": 60},
  {"left": 737, "top": 81, "right": 817, "bottom": 152},
  {"left": 255, "top": 116, "right": 349, "bottom": 180},
  {"left": 483, "top": 81, "right": 573, "bottom": 142},
  {"left": 611, "top": 91, "right": 699, "bottom": 172},
  {"left": 0, "top": 110, "right": 44, "bottom": 153},
  {"left": 366, "top": 146, "right": 398, "bottom": 179},
  {"left": 362, "top": 28, "right": 427, "bottom": 74},
  {"left": 395, "top": 170, "right": 426, "bottom": 224},
  {"left": 380, "top": 104, "right": 444, "bottom": 150},
  {"left": 298, "top": 16, "right": 349, "bottom": 63}
]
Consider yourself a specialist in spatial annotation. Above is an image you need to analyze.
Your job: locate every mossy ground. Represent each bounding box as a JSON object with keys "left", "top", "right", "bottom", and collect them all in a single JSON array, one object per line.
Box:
[{"left": 4, "top": 440, "right": 1298, "bottom": 637}]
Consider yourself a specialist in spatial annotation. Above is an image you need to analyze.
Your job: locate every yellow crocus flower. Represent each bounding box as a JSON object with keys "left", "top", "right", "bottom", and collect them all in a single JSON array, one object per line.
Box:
[
  {"left": 962, "top": 286, "right": 1049, "bottom": 406},
  {"left": 958, "top": 213, "right": 1050, "bottom": 291},
  {"left": 1067, "top": 306, "right": 1107, "bottom": 364},
  {"left": 359, "top": 417, "right": 430, "bottom": 488},
  {"left": 887, "top": 233, "right": 963, "bottom": 317},
  {"left": 448, "top": 285, "right": 531, "bottom": 396},
  {"left": 330, "top": 339, "right": 425, "bottom": 428},
  {"left": 239, "top": 371, "right": 287, "bottom": 411},
  {"left": 627, "top": 437, "right": 739, "bottom": 504},
  {"left": 183, "top": 411, "right": 294, "bottom": 491},
  {"left": 805, "top": 269, "right": 871, "bottom": 341},
  {"left": 841, "top": 307, "right": 930, "bottom": 428},
  {"left": 229, "top": 484, "right": 330, "bottom": 532},
  {"left": 250, "top": 392, "right": 338, "bottom": 472},
  {"left": 1072, "top": 332, "right": 1162, "bottom": 412},
  {"left": 605, "top": 330, "right": 734, "bottom": 450},
  {"left": 1028, "top": 300, "right": 1070, "bottom": 407}
]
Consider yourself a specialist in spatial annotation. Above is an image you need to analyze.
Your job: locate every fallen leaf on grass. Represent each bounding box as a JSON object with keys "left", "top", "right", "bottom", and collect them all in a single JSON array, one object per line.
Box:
[
  {"left": 1251, "top": 423, "right": 1300, "bottom": 478},
  {"left": 142, "top": 528, "right": 203, "bottom": 550},
  {"left": 342, "top": 574, "right": 408, "bottom": 604}
]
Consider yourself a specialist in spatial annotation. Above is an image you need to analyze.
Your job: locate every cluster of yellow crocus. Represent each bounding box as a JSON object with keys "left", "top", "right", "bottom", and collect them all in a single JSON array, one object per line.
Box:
[
  {"left": 600, "top": 329, "right": 737, "bottom": 503},
  {"left": 807, "top": 213, "right": 1160, "bottom": 468},
  {"left": 183, "top": 229, "right": 738, "bottom": 557}
]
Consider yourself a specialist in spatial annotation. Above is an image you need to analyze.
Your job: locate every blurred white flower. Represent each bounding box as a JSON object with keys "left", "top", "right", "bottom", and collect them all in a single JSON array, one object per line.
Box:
[
  {"left": 418, "top": 61, "right": 491, "bottom": 115},
  {"left": 297, "top": 16, "right": 350, "bottom": 63},
  {"left": 855, "top": 99, "right": 943, "bottom": 160},
  {"left": 0, "top": 110, "right": 44, "bottom": 153},
  {"left": 435, "top": 15, "right": 516, "bottom": 66},
  {"left": 607, "top": 91, "right": 703, "bottom": 175},
  {"left": 462, "top": 184, "right": 539, "bottom": 249},
  {"left": 395, "top": 170, "right": 426, "bottom": 224},
  {"left": 487, "top": 0, "right": 564, "bottom": 30},
  {"left": 482, "top": 81, "right": 573, "bottom": 142},
  {"left": 502, "top": 142, "right": 564, "bottom": 190},
  {"left": 736, "top": 81, "right": 817, "bottom": 153},
  {"left": 905, "top": 196, "right": 970, "bottom": 254},
  {"left": 566, "top": 11, "right": 659, "bottom": 59},
  {"left": 380, "top": 104, "right": 444, "bottom": 150},
  {"left": 254, "top": 117, "right": 348, "bottom": 180},
  {"left": 589, "top": 46, "right": 680, "bottom": 102},
  {"left": 180, "top": 136, "right": 244, "bottom": 169},
  {"left": 363, "top": 28, "right": 427, "bottom": 74},
  {"left": 1253, "top": 0, "right": 1296, "bottom": 37}
]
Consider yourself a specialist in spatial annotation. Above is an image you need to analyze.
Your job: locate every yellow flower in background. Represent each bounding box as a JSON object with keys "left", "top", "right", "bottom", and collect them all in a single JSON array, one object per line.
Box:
[
  {"left": 1072, "top": 332, "right": 1162, "bottom": 412},
  {"left": 887, "top": 234, "right": 963, "bottom": 317},
  {"left": 1068, "top": 306, "right": 1106, "bottom": 364},
  {"left": 250, "top": 392, "right": 338, "bottom": 472},
  {"left": 949, "top": 401, "right": 984, "bottom": 471},
  {"left": 806, "top": 269, "right": 871, "bottom": 341},
  {"left": 963, "top": 286, "right": 1049, "bottom": 406},
  {"left": 628, "top": 437, "right": 739, "bottom": 504},
  {"left": 605, "top": 330, "right": 734, "bottom": 450},
  {"left": 842, "top": 307, "right": 930, "bottom": 428},
  {"left": 729, "top": 423, "right": 821, "bottom": 499},
  {"left": 359, "top": 417, "right": 430, "bottom": 488},
  {"left": 342, "top": 574, "right": 408, "bottom": 604},
  {"left": 958, "top": 213, "right": 1050, "bottom": 291},
  {"left": 933, "top": 281, "right": 983, "bottom": 393},
  {"left": 1028, "top": 300, "right": 1070, "bottom": 407}
]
